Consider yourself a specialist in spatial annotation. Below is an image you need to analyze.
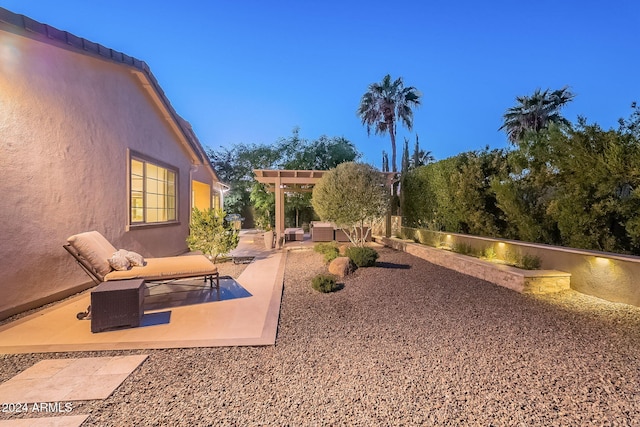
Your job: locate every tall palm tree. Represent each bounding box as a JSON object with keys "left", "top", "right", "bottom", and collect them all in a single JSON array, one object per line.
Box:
[
  {"left": 358, "top": 74, "right": 422, "bottom": 172},
  {"left": 500, "top": 86, "right": 575, "bottom": 144}
]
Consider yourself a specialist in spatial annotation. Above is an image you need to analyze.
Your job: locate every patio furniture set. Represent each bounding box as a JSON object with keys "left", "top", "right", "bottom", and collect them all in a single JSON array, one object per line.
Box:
[
  {"left": 310, "top": 222, "right": 371, "bottom": 243},
  {"left": 284, "top": 228, "right": 305, "bottom": 242},
  {"left": 64, "top": 231, "right": 219, "bottom": 333}
]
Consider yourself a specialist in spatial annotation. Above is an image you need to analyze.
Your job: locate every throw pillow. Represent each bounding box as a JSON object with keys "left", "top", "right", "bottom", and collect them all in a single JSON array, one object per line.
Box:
[
  {"left": 108, "top": 250, "right": 131, "bottom": 271},
  {"left": 125, "top": 250, "right": 146, "bottom": 267}
]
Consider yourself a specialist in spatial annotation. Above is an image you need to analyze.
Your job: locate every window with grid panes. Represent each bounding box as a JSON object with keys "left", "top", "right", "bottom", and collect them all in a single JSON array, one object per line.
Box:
[{"left": 130, "top": 157, "right": 177, "bottom": 224}]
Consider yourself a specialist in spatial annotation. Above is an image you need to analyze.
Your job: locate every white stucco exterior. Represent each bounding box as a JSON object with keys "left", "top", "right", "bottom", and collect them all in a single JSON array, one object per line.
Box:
[{"left": 0, "top": 12, "right": 221, "bottom": 319}]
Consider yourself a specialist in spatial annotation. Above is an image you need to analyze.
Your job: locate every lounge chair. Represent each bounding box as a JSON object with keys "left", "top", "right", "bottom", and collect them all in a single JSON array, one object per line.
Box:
[{"left": 64, "top": 231, "right": 219, "bottom": 288}]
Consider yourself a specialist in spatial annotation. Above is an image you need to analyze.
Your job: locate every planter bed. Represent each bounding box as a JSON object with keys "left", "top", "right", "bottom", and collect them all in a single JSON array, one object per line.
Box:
[{"left": 375, "top": 236, "right": 570, "bottom": 294}]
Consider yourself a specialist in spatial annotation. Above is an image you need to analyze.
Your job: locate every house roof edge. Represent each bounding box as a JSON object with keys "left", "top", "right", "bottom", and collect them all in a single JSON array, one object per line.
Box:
[{"left": 0, "top": 6, "right": 217, "bottom": 180}]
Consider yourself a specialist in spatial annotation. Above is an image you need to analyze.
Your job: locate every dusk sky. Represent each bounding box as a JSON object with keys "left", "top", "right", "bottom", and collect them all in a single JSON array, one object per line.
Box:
[{"left": 2, "top": 1, "right": 638, "bottom": 167}]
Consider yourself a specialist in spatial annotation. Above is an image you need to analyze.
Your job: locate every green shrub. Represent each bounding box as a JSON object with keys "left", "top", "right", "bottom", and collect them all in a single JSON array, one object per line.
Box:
[
  {"left": 311, "top": 274, "right": 341, "bottom": 293},
  {"left": 517, "top": 254, "right": 542, "bottom": 270},
  {"left": 314, "top": 242, "right": 340, "bottom": 263},
  {"left": 482, "top": 246, "right": 497, "bottom": 260},
  {"left": 503, "top": 248, "right": 519, "bottom": 266},
  {"left": 346, "top": 246, "right": 379, "bottom": 267},
  {"left": 453, "top": 242, "right": 476, "bottom": 256},
  {"left": 187, "top": 208, "right": 239, "bottom": 263},
  {"left": 399, "top": 227, "right": 416, "bottom": 241},
  {"left": 417, "top": 229, "right": 438, "bottom": 247}
]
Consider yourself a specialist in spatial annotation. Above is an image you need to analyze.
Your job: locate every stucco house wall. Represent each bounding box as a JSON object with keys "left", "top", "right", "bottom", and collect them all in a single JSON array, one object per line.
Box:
[{"left": 0, "top": 8, "right": 222, "bottom": 319}]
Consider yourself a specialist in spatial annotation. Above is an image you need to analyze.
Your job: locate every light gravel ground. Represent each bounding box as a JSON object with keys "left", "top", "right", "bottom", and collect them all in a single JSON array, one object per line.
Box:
[{"left": 2, "top": 247, "right": 640, "bottom": 426}]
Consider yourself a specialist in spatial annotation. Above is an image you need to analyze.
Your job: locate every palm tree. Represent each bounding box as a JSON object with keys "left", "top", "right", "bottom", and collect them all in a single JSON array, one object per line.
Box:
[
  {"left": 413, "top": 149, "right": 434, "bottom": 167},
  {"left": 357, "top": 74, "right": 422, "bottom": 172},
  {"left": 412, "top": 134, "right": 434, "bottom": 168},
  {"left": 500, "top": 86, "right": 575, "bottom": 144}
]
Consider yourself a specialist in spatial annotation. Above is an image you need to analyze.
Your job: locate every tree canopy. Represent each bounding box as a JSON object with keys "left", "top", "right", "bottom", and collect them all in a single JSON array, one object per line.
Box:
[
  {"left": 403, "top": 103, "right": 640, "bottom": 255},
  {"left": 312, "top": 162, "right": 389, "bottom": 246},
  {"left": 499, "top": 86, "right": 575, "bottom": 144},
  {"left": 208, "top": 129, "right": 361, "bottom": 228}
]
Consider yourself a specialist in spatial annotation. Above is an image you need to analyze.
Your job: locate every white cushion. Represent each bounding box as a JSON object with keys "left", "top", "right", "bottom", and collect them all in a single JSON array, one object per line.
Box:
[
  {"left": 108, "top": 249, "right": 131, "bottom": 271},
  {"left": 124, "top": 250, "right": 146, "bottom": 267}
]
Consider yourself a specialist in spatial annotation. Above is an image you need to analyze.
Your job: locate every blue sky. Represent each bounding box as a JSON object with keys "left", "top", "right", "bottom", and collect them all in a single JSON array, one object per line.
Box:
[{"left": 2, "top": 1, "right": 639, "bottom": 168}]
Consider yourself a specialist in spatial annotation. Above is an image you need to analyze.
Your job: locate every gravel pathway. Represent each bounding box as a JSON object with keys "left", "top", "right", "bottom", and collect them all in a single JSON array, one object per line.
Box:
[{"left": 2, "top": 247, "right": 640, "bottom": 425}]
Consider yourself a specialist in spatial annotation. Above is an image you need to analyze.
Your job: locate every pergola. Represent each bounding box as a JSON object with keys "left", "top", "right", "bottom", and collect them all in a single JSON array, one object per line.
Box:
[
  {"left": 254, "top": 169, "right": 326, "bottom": 247},
  {"left": 254, "top": 169, "right": 397, "bottom": 248}
]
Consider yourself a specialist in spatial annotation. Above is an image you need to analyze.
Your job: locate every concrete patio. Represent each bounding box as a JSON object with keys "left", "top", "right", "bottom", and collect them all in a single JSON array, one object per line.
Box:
[{"left": 0, "top": 231, "right": 284, "bottom": 354}]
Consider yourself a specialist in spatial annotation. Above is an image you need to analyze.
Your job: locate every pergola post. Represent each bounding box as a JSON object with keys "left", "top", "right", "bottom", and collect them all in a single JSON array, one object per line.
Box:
[{"left": 274, "top": 176, "right": 285, "bottom": 248}]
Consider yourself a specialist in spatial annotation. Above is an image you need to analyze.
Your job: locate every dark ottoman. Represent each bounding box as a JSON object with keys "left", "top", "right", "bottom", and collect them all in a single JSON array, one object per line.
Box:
[{"left": 91, "top": 279, "right": 145, "bottom": 333}]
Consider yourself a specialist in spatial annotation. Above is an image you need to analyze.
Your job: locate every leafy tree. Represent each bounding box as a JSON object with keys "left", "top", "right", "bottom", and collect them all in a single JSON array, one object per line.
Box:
[
  {"left": 499, "top": 86, "right": 574, "bottom": 144},
  {"left": 286, "top": 192, "right": 312, "bottom": 228},
  {"left": 208, "top": 143, "right": 279, "bottom": 217},
  {"left": 618, "top": 101, "right": 640, "bottom": 140},
  {"left": 401, "top": 134, "right": 434, "bottom": 175},
  {"left": 547, "top": 112, "right": 640, "bottom": 253},
  {"left": 402, "top": 100, "right": 640, "bottom": 255},
  {"left": 186, "top": 208, "right": 240, "bottom": 263},
  {"left": 250, "top": 181, "right": 275, "bottom": 230},
  {"left": 209, "top": 129, "right": 361, "bottom": 228},
  {"left": 312, "top": 162, "right": 389, "bottom": 246},
  {"left": 451, "top": 148, "right": 507, "bottom": 236},
  {"left": 401, "top": 157, "right": 459, "bottom": 231},
  {"left": 276, "top": 130, "right": 361, "bottom": 227},
  {"left": 357, "top": 74, "right": 421, "bottom": 173},
  {"left": 402, "top": 149, "right": 507, "bottom": 237},
  {"left": 491, "top": 125, "right": 561, "bottom": 244},
  {"left": 280, "top": 130, "right": 360, "bottom": 170},
  {"left": 496, "top": 85, "right": 572, "bottom": 243}
]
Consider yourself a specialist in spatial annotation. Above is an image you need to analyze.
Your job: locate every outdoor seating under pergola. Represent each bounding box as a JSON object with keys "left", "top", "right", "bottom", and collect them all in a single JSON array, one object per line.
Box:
[
  {"left": 254, "top": 169, "right": 396, "bottom": 247},
  {"left": 253, "top": 169, "right": 326, "bottom": 247}
]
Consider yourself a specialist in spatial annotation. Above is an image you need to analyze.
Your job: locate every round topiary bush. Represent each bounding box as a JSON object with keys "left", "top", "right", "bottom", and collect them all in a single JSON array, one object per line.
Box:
[
  {"left": 346, "top": 246, "right": 379, "bottom": 267},
  {"left": 314, "top": 242, "right": 340, "bottom": 263},
  {"left": 311, "top": 274, "right": 341, "bottom": 293}
]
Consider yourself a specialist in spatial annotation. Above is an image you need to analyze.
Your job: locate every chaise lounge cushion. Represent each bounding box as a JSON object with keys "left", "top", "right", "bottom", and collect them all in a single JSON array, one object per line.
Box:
[
  {"left": 67, "top": 231, "right": 117, "bottom": 278},
  {"left": 104, "top": 256, "right": 217, "bottom": 281},
  {"left": 67, "top": 231, "right": 218, "bottom": 284}
]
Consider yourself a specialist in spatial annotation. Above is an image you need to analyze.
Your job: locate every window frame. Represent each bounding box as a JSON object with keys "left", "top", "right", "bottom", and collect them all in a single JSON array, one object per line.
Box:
[{"left": 129, "top": 151, "right": 179, "bottom": 227}]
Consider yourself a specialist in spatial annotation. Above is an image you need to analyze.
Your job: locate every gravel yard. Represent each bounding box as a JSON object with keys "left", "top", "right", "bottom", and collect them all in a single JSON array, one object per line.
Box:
[{"left": 2, "top": 246, "right": 640, "bottom": 425}]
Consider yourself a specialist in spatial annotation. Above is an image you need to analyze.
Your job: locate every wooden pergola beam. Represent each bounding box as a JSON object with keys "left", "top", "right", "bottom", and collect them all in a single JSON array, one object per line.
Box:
[{"left": 253, "top": 170, "right": 327, "bottom": 248}]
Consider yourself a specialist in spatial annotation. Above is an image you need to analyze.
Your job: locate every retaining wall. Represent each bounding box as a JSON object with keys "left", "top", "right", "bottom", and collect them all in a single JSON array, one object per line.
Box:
[
  {"left": 381, "top": 229, "right": 640, "bottom": 307},
  {"left": 376, "top": 236, "right": 570, "bottom": 294}
]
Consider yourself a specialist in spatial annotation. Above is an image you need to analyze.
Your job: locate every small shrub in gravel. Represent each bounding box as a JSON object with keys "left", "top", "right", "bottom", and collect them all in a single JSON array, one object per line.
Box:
[
  {"left": 314, "top": 242, "right": 340, "bottom": 263},
  {"left": 311, "top": 274, "right": 341, "bottom": 293},
  {"left": 346, "top": 246, "right": 379, "bottom": 267}
]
